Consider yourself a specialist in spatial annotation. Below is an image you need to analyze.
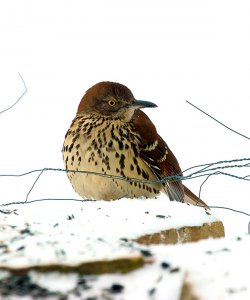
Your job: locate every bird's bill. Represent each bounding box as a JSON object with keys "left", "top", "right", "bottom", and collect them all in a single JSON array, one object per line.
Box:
[{"left": 132, "top": 99, "right": 158, "bottom": 109}]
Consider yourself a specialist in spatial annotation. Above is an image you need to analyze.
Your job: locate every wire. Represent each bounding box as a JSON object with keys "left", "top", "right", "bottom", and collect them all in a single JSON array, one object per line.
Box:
[
  {"left": 0, "top": 73, "right": 27, "bottom": 115},
  {"left": 186, "top": 100, "right": 250, "bottom": 141}
]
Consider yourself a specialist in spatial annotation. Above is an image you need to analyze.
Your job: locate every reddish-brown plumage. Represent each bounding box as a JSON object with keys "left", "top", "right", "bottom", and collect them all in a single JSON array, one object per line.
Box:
[
  {"left": 63, "top": 81, "right": 208, "bottom": 207},
  {"left": 77, "top": 81, "right": 135, "bottom": 115},
  {"left": 132, "top": 110, "right": 185, "bottom": 202}
]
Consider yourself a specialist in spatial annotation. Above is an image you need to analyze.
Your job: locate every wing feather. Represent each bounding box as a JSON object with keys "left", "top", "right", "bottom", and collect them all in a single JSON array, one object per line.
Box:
[
  {"left": 132, "top": 109, "right": 208, "bottom": 207},
  {"left": 132, "top": 110, "right": 184, "bottom": 202}
]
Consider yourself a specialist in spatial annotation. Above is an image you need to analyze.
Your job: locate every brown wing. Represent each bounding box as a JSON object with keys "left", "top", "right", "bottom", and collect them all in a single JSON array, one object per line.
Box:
[
  {"left": 132, "top": 109, "right": 185, "bottom": 202},
  {"left": 132, "top": 110, "right": 208, "bottom": 207}
]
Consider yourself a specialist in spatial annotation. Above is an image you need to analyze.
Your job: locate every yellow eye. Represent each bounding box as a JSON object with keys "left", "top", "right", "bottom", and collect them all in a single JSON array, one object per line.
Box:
[{"left": 108, "top": 100, "right": 116, "bottom": 106}]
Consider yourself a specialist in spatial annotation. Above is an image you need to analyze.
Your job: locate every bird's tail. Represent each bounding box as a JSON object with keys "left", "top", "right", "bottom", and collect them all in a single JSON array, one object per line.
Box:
[{"left": 183, "top": 184, "right": 209, "bottom": 209}]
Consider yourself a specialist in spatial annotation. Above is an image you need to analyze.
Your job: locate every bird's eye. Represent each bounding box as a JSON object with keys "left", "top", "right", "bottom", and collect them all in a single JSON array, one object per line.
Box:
[{"left": 108, "top": 100, "right": 116, "bottom": 106}]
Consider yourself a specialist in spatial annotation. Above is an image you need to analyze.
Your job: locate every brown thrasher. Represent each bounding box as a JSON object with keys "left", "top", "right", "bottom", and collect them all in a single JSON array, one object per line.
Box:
[{"left": 63, "top": 81, "right": 207, "bottom": 207}]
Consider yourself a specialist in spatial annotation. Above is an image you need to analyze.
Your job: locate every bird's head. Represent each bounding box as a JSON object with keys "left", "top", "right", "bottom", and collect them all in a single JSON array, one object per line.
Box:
[{"left": 77, "top": 81, "right": 157, "bottom": 121}]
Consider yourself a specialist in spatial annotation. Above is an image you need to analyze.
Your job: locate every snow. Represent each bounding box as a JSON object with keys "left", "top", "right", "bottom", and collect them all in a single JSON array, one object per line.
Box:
[
  {"left": 0, "top": 199, "right": 218, "bottom": 269},
  {"left": 1, "top": 231, "right": 250, "bottom": 299},
  {"left": 77, "top": 261, "right": 185, "bottom": 300},
  {"left": 0, "top": 199, "right": 224, "bottom": 298},
  {"left": 29, "top": 272, "right": 78, "bottom": 294}
]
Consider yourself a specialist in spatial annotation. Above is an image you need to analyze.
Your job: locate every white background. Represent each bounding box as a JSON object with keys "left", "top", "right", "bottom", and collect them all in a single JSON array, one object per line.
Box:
[{"left": 0, "top": 0, "right": 249, "bottom": 235}]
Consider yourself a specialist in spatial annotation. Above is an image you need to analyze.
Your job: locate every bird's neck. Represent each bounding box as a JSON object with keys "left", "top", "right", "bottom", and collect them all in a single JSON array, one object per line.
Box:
[{"left": 77, "top": 108, "right": 137, "bottom": 123}]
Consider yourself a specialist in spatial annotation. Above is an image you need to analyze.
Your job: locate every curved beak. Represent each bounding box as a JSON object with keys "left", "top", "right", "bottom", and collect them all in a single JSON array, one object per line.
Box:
[{"left": 132, "top": 99, "right": 158, "bottom": 109}]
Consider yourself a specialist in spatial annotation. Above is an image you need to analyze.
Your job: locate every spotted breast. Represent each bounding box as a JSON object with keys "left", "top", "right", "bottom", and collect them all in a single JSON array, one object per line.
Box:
[{"left": 63, "top": 114, "right": 162, "bottom": 200}]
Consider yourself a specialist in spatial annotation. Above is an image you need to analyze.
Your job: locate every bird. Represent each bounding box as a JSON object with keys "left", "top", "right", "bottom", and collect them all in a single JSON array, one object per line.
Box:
[{"left": 62, "top": 81, "right": 208, "bottom": 207}]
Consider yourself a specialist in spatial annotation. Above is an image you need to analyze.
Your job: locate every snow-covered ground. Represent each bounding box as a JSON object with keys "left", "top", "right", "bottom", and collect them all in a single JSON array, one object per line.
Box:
[
  {"left": 0, "top": 199, "right": 220, "bottom": 269},
  {"left": 0, "top": 200, "right": 248, "bottom": 299}
]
